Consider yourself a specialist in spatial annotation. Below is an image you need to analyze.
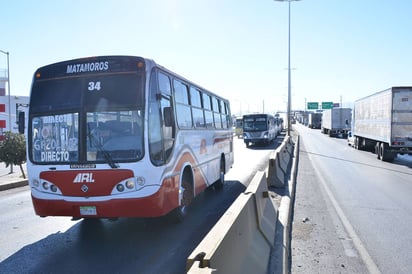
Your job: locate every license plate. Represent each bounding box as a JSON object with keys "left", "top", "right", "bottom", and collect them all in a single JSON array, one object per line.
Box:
[{"left": 80, "top": 206, "right": 97, "bottom": 216}]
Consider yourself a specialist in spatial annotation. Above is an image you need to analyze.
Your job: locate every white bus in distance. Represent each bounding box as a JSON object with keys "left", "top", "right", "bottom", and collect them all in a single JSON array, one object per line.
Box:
[{"left": 242, "top": 113, "right": 279, "bottom": 147}]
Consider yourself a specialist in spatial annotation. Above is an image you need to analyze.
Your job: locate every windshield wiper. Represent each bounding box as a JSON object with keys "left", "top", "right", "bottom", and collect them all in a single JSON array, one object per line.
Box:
[{"left": 87, "top": 126, "right": 119, "bottom": 169}]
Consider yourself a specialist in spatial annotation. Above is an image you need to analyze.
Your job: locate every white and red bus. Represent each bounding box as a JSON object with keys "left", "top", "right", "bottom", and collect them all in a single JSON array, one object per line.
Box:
[{"left": 23, "top": 56, "right": 233, "bottom": 221}]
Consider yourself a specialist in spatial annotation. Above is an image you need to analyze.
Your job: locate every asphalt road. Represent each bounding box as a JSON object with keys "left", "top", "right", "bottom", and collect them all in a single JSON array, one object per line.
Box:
[
  {"left": 0, "top": 136, "right": 279, "bottom": 273},
  {"left": 291, "top": 123, "right": 412, "bottom": 274}
]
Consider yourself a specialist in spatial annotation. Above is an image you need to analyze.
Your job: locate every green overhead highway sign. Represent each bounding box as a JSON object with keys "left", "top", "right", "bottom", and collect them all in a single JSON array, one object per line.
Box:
[
  {"left": 322, "top": 102, "right": 334, "bottom": 109},
  {"left": 307, "top": 102, "right": 319, "bottom": 110}
]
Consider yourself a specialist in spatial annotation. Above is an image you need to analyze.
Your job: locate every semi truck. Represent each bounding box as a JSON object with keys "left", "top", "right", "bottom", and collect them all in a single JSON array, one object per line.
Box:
[
  {"left": 321, "top": 108, "right": 352, "bottom": 137},
  {"left": 351, "top": 86, "right": 412, "bottom": 162},
  {"left": 308, "top": 112, "right": 322, "bottom": 129}
]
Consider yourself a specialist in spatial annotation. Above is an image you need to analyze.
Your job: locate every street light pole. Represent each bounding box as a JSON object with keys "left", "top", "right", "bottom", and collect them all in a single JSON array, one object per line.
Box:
[
  {"left": 274, "top": 0, "right": 300, "bottom": 136},
  {"left": 0, "top": 49, "right": 13, "bottom": 173}
]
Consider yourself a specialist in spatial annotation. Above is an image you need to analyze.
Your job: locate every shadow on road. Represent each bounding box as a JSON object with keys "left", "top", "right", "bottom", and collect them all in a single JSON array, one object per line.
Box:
[{"left": 0, "top": 180, "right": 246, "bottom": 274}]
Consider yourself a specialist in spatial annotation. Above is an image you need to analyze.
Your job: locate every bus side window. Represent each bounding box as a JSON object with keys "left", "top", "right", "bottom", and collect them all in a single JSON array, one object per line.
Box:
[
  {"left": 149, "top": 70, "right": 166, "bottom": 165},
  {"left": 161, "top": 97, "right": 175, "bottom": 161},
  {"left": 174, "top": 79, "right": 193, "bottom": 128},
  {"left": 203, "top": 93, "right": 214, "bottom": 128},
  {"left": 158, "top": 72, "right": 171, "bottom": 95},
  {"left": 190, "top": 87, "right": 205, "bottom": 128},
  {"left": 148, "top": 70, "right": 176, "bottom": 164},
  {"left": 212, "top": 97, "right": 222, "bottom": 129},
  {"left": 220, "top": 100, "right": 228, "bottom": 129},
  {"left": 164, "top": 107, "right": 174, "bottom": 127}
]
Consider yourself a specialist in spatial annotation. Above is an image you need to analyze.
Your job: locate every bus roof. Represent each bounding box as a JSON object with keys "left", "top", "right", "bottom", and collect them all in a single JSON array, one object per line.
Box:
[{"left": 33, "top": 55, "right": 229, "bottom": 103}]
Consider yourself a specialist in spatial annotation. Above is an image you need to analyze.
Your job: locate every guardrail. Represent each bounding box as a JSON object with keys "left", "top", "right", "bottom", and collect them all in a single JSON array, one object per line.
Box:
[{"left": 187, "top": 135, "right": 296, "bottom": 273}]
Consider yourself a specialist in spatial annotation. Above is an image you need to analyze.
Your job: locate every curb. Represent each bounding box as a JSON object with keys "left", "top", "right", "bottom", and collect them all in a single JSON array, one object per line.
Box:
[{"left": 0, "top": 180, "right": 29, "bottom": 191}]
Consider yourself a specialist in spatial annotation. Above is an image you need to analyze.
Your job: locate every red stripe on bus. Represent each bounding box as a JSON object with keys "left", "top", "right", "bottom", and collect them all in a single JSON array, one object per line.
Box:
[
  {"left": 32, "top": 176, "right": 179, "bottom": 218},
  {"left": 173, "top": 151, "right": 207, "bottom": 195},
  {"left": 40, "top": 169, "right": 134, "bottom": 197}
]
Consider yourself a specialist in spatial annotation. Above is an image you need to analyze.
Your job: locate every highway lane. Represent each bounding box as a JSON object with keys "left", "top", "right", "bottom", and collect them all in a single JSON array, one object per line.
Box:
[
  {"left": 292, "top": 123, "right": 412, "bottom": 274},
  {"left": 0, "top": 136, "right": 279, "bottom": 273}
]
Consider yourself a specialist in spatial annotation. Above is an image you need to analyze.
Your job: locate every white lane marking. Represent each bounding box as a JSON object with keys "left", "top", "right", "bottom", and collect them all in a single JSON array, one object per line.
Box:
[{"left": 312, "top": 161, "right": 382, "bottom": 274}]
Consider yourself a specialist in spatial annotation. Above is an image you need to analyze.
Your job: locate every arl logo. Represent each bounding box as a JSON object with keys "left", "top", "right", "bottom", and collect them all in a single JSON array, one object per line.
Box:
[{"left": 73, "top": 173, "right": 95, "bottom": 183}]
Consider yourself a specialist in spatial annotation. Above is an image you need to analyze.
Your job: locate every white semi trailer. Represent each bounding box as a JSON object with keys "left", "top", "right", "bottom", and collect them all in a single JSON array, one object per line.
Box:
[
  {"left": 321, "top": 108, "right": 352, "bottom": 137},
  {"left": 308, "top": 112, "right": 322, "bottom": 129},
  {"left": 352, "top": 86, "right": 412, "bottom": 162}
]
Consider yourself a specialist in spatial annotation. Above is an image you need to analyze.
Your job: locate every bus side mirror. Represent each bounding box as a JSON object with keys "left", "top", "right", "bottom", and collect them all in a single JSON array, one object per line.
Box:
[
  {"left": 163, "top": 107, "right": 174, "bottom": 127},
  {"left": 18, "top": 112, "right": 25, "bottom": 134}
]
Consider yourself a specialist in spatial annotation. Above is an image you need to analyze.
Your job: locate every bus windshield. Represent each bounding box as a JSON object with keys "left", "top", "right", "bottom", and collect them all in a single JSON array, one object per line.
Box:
[
  {"left": 32, "top": 113, "right": 80, "bottom": 163},
  {"left": 29, "top": 61, "right": 145, "bottom": 165},
  {"left": 243, "top": 116, "right": 268, "bottom": 131},
  {"left": 86, "top": 110, "right": 143, "bottom": 163},
  {"left": 31, "top": 109, "right": 144, "bottom": 165}
]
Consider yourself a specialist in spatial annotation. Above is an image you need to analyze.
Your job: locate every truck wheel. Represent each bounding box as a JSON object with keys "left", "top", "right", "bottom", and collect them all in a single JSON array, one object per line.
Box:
[
  {"left": 380, "top": 143, "right": 395, "bottom": 162},
  {"left": 376, "top": 143, "right": 381, "bottom": 159}
]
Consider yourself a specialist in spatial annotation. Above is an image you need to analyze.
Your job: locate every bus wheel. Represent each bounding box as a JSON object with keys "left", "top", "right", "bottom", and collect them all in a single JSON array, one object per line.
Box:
[
  {"left": 214, "top": 157, "right": 226, "bottom": 190},
  {"left": 171, "top": 173, "right": 193, "bottom": 222}
]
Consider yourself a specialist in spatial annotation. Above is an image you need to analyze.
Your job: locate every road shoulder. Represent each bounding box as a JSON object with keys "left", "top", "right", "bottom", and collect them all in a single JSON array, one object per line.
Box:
[{"left": 291, "top": 139, "right": 370, "bottom": 273}]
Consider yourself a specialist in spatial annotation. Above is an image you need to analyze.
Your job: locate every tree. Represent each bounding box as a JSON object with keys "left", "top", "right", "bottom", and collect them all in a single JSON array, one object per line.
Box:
[{"left": 0, "top": 131, "right": 27, "bottom": 178}]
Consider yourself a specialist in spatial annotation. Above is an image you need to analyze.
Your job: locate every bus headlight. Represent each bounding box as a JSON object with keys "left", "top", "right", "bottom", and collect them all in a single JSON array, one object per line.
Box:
[
  {"left": 136, "top": 176, "right": 145, "bottom": 186},
  {"left": 125, "top": 180, "right": 135, "bottom": 189},
  {"left": 112, "top": 177, "right": 146, "bottom": 194},
  {"left": 116, "top": 184, "right": 125, "bottom": 192},
  {"left": 32, "top": 179, "right": 40, "bottom": 187},
  {"left": 34, "top": 179, "right": 62, "bottom": 194},
  {"left": 50, "top": 185, "right": 58, "bottom": 192}
]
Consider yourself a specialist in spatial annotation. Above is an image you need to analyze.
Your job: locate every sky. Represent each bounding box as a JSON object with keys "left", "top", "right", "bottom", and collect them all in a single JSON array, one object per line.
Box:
[{"left": 1, "top": 0, "right": 412, "bottom": 116}]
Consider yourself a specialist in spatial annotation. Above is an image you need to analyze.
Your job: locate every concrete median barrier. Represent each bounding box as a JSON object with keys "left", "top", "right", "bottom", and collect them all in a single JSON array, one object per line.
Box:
[
  {"left": 187, "top": 171, "right": 278, "bottom": 274},
  {"left": 286, "top": 137, "right": 293, "bottom": 155},
  {"left": 267, "top": 151, "right": 285, "bottom": 187},
  {"left": 245, "top": 171, "right": 278, "bottom": 248},
  {"left": 267, "top": 136, "right": 294, "bottom": 188},
  {"left": 279, "top": 145, "right": 290, "bottom": 172}
]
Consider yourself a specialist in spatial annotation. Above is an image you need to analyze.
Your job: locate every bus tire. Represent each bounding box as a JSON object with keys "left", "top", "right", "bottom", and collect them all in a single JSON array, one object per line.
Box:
[
  {"left": 171, "top": 171, "right": 193, "bottom": 223},
  {"left": 214, "top": 156, "right": 226, "bottom": 190}
]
